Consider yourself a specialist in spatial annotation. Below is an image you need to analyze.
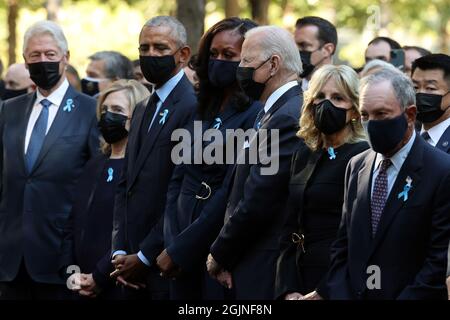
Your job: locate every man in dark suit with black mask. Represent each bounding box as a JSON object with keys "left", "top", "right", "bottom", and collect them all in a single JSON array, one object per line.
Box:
[
  {"left": 0, "top": 21, "right": 99, "bottom": 300},
  {"left": 302, "top": 69, "right": 450, "bottom": 300},
  {"left": 206, "top": 26, "right": 303, "bottom": 300},
  {"left": 110, "top": 16, "right": 196, "bottom": 299}
]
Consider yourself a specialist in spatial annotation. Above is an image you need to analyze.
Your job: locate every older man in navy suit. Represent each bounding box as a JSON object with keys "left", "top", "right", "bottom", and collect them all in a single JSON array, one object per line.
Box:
[
  {"left": 109, "top": 16, "right": 196, "bottom": 299},
  {"left": 302, "top": 69, "right": 450, "bottom": 300},
  {"left": 206, "top": 26, "right": 303, "bottom": 299},
  {"left": 0, "top": 21, "right": 99, "bottom": 300},
  {"left": 412, "top": 54, "right": 450, "bottom": 154}
]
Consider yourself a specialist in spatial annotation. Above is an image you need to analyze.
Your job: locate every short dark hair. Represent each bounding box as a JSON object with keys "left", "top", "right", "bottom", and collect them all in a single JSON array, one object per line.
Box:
[
  {"left": 295, "top": 16, "right": 338, "bottom": 54},
  {"left": 412, "top": 53, "right": 450, "bottom": 86},
  {"left": 403, "top": 45, "right": 431, "bottom": 57},
  {"left": 368, "top": 36, "right": 401, "bottom": 50}
]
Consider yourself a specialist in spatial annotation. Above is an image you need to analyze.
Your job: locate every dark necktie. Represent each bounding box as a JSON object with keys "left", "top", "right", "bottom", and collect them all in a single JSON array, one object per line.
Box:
[
  {"left": 253, "top": 108, "right": 266, "bottom": 130},
  {"left": 25, "top": 99, "right": 51, "bottom": 173},
  {"left": 139, "top": 93, "right": 160, "bottom": 143},
  {"left": 421, "top": 131, "right": 431, "bottom": 143},
  {"left": 371, "top": 158, "right": 392, "bottom": 237},
  {"left": 138, "top": 92, "right": 159, "bottom": 150}
]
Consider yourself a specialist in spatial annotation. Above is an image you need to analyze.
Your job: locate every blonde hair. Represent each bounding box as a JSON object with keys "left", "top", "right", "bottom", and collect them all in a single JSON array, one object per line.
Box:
[
  {"left": 96, "top": 79, "right": 151, "bottom": 155},
  {"left": 298, "top": 64, "right": 365, "bottom": 151}
]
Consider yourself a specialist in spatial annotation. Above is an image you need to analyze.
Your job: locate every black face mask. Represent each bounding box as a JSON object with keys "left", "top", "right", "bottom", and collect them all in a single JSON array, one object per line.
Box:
[
  {"left": 139, "top": 50, "right": 179, "bottom": 85},
  {"left": 2, "top": 88, "right": 28, "bottom": 100},
  {"left": 143, "top": 83, "right": 154, "bottom": 93},
  {"left": 236, "top": 57, "right": 271, "bottom": 101},
  {"left": 299, "top": 51, "right": 315, "bottom": 78},
  {"left": 98, "top": 111, "right": 129, "bottom": 144},
  {"left": 81, "top": 77, "right": 101, "bottom": 97},
  {"left": 299, "top": 49, "right": 327, "bottom": 79},
  {"left": 208, "top": 59, "right": 239, "bottom": 88},
  {"left": 28, "top": 61, "right": 62, "bottom": 90},
  {"left": 314, "top": 99, "right": 348, "bottom": 135},
  {"left": 416, "top": 92, "right": 450, "bottom": 123},
  {"left": 362, "top": 113, "right": 409, "bottom": 155}
]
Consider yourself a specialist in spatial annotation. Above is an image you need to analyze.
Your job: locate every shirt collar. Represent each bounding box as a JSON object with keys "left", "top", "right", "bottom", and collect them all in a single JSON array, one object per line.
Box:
[
  {"left": 301, "top": 78, "right": 309, "bottom": 93},
  {"left": 421, "top": 117, "right": 450, "bottom": 145},
  {"left": 264, "top": 81, "right": 298, "bottom": 113},
  {"left": 375, "top": 130, "right": 416, "bottom": 172},
  {"left": 155, "top": 69, "right": 184, "bottom": 104},
  {"left": 35, "top": 78, "right": 69, "bottom": 107}
]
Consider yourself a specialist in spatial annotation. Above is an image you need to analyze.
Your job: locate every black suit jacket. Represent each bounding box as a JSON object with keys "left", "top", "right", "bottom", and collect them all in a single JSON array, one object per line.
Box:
[
  {"left": 112, "top": 75, "right": 196, "bottom": 268},
  {"left": 210, "top": 85, "right": 303, "bottom": 299},
  {"left": 317, "top": 135, "right": 450, "bottom": 300},
  {"left": 0, "top": 86, "right": 99, "bottom": 284}
]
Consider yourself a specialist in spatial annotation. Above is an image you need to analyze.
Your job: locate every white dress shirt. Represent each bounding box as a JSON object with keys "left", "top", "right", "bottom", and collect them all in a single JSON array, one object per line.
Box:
[
  {"left": 148, "top": 69, "right": 185, "bottom": 130},
  {"left": 301, "top": 78, "right": 309, "bottom": 93},
  {"left": 263, "top": 81, "right": 298, "bottom": 113},
  {"left": 371, "top": 130, "right": 416, "bottom": 197},
  {"left": 420, "top": 117, "right": 450, "bottom": 147},
  {"left": 24, "top": 78, "right": 69, "bottom": 154}
]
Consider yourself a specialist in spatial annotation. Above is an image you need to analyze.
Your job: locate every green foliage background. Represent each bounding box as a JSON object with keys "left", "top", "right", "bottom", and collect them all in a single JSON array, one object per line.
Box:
[{"left": 0, "top": 0, "right": 448, "bottom": 76}]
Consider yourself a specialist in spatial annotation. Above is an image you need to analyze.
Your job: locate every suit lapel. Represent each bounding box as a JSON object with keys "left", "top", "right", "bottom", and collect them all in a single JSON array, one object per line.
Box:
[
  {"left": 30, "top": 86, "right": 78, "bottom": 175},
  {"left": 127, "top": 99, "right": 148, "bottom": 175},
  {"left": 18, "top": 93, "right": 37, "bottom": 175},
  {"left": 81, "top": 156, "right": 108, "bottom": 241},
  {"left": 369, "top": 136, "right": 423, "bottom": 254},
  {"left": 436, "top": 125, "right": 450, "bottom": 153},
  {"left": 259, "top": 85, "right": 301, "bottom": 128},
  {"left": 128, "top": 93, "right": 177, "bottom": 190},
  {"left": 354, "top": 150, "right": 377, "bottom": 262}
]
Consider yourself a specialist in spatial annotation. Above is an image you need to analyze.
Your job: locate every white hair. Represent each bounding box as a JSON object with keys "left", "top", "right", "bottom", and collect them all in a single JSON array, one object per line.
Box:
[
  {"left": 245, "top": 26, "right": 302, "bottom": 75},
  {"left": 143, "top": 16, "right": 187, "bottom": 47},
  {"left": 23, "top": 20, "right": 68, "bottom": 54},
  {"left": 360, "top": 68, "right": 416, "bottom": 110},
  {"left": 360, "top": 59, "right": 398, "bottom": 78}
]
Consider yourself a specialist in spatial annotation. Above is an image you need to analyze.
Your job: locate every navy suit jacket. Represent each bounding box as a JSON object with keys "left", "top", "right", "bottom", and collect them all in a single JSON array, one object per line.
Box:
[
  {"left": 111, "top": 75, "right": 196, "bottom": 269},
  {"left": 436, "top": 124, "right": 450, "bottom": 154},
  {"left": 317, "top": 135, "right": 450, "bottom": 300},
  {"left": 0, "top": 86, "right": 99, "bottom": 284},
  {"left": 210, "top": 85, "right": 303, "bottom": 299}
]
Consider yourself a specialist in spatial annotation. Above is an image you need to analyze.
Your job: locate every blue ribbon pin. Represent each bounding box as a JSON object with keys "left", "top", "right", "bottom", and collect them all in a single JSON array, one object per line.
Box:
[
  {"left": 213, "top": 117, "right": 222, "bottom": 129},
  {"left": 327, "top": 147, "right": 336, "bottom": 160},
  {"left": 257, "top": 121, "right": 262, "bottom": 130},
  {"left": 159, "top": 109, "right": 169, "bottom": 125},
  {"left": 398, "top": 176, "right": 412, "bottom": 202},
  {"left": 106, "top": 167, "right": 114, "bottom": 182},
  {"left": 63, "top": 98, "right": 75, "bottom": 112}
]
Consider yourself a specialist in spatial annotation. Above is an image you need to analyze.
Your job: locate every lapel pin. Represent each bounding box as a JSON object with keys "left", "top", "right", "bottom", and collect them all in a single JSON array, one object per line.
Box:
[
  {"left": 106, "top": 167, "right": 114, "bottom": 182},
  {"left": 63, "top": 98, "right": 75, "bottom": 112},
  {"left": 443, "top": 141, "right": 448, "bottom": 147},
  {"left": 159, "top": 109, "right": 169, "bottom": 125},
  {"left": 327, "top": 147, "right": 337, "bottom": 160},
  {"left": 398, "top": 176, "right": 412, "bottom": 202},
  {"left": 257, "top": 121, "right": 262, "bottom": 130},
  {"left": 213, "top": 117, "right": 222, "bottom": 130}
]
